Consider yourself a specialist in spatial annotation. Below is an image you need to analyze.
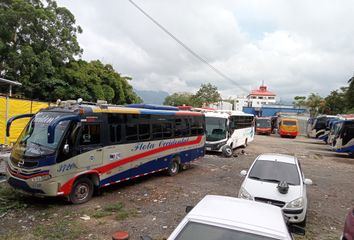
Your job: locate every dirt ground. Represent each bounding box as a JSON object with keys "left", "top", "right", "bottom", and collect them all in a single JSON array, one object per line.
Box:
[{"left": 0, "top": 135, "right": 353, "bottom": 240}]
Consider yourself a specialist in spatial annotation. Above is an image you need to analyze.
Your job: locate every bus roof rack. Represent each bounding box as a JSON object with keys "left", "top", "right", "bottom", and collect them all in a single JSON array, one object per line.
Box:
[{"left": 125, "top": 104, "right": 179, "bottom": 111}]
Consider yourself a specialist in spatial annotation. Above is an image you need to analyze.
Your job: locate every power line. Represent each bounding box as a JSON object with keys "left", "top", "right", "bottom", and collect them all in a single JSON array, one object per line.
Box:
[{"left": 127, "top": 0, "right": 248, "bottom": 93}]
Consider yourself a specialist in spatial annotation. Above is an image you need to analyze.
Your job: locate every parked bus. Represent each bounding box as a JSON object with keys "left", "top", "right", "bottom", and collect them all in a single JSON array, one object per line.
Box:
[
  {"left": 331, "top": 120, "right": 354, "bottom": 157},
  {"left": 307, "top": 115, "right": 337, "bottom": 139},
  {"left": 328, "top": 120, "right": 344, "bottom": 145},
  {"left": 204, "top": 111, "right": 254, "bottom": 157},
  {"left": 255, "top": 117, "right": 272, "bottom": 135},
  {"left": 278, "top": 118, "right": 299, "bottom": 138},
  {"left": 6, "top": 101, "right": 205, "bottom": 203}
]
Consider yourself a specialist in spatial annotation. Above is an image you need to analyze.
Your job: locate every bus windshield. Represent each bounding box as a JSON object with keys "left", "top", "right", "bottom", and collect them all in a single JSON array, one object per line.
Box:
[
  {"left": 256, "top": 119, "right": 271, "bottom": 128},
  {"left": 282, "top": 120, "right": 297, "bottom": 126},
  {"left": 206, "top": 117, "right": 227, "bottom": 141},
  {"left": 12, "top": 112, "right": 71, "bottom": 157}
]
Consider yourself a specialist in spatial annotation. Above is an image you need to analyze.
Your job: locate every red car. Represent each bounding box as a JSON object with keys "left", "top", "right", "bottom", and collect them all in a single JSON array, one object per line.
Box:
[{"left": 342, "top": 207, "right": 354, "bottom": 240}]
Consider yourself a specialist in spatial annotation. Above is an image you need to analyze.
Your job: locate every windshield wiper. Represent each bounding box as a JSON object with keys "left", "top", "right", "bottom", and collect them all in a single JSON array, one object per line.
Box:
[
  {"left": 249, "top": 176, "right": 280, "bottom": 183},
  {"left": 249, "top": 176, "right": 261, "bottom": 180},
  {"left": 261, "top": 178, "right": 281, "bottom": 183}
]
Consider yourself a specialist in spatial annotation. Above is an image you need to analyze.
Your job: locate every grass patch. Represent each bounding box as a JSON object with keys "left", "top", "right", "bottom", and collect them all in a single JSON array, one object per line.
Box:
[
  {"left": 92, "top": 210, "right": 112, "bottom": 218},
  {"left": 33, "top": 220, "right": 84, "bottom": 240},
  {"left": 115, "top": 210, "right": 129, "bottom": 221},
  {"left": 0, "top": 183, "right": 27, "bottom": 214},
  {"left": 91, "top": 202, "right": 134, "bottom": 221},
  {"left": 0, "top": 232, "right": 22, "bottom": 240},
  {"left": 103, "top": 202, "right": 124, "bottom": 212}
]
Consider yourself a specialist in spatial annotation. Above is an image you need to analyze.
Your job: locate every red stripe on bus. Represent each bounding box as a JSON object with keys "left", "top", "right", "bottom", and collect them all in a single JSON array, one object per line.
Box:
[
  {"left": 58, "top": 136, "right": 203, "bottom": 195},
  {"left": 95, "top": 135, "right": 203, "bottom": 174}
]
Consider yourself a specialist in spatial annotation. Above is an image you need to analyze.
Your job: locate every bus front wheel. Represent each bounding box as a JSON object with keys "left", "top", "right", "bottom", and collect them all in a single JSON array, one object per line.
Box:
[
  {"left": 222, "top": 145, "right": 233, "bottom": 158},
  {"left": 69, "top": 177, "right": 94, "bottom": 204},
  {"left": 167, "top": 159, "right": 180, "bottom": 176}
]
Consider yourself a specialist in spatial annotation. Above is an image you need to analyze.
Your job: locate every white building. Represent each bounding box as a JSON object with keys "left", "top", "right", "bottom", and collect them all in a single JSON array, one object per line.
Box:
[
  {"left": 209, "top": 101, "right": 233, "bottom": 110},
  {"left": 247, "top": 84, "right": 276, "bottom": 108},
  {"left": 234, "top": 96, "right": 248, "bottom": 111},
  {"left": 233, "top": 84, "right": 277, "bottom": 110}
]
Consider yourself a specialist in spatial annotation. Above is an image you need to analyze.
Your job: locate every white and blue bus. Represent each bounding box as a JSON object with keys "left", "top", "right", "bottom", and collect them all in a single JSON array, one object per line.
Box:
[
  {"left": 204, "top": 110, "right": 254, "bottom": 157},
  {"left": 331, "top": 120, "right": 354, "bottom": 157},
  {"left": 6, "top": 101, "right": 205, "bottom": 203}
]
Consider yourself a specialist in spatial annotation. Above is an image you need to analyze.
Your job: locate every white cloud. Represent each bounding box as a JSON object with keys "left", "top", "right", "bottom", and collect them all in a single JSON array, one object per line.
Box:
[{"left": 57, "top": 0, "right": 354, "bottom": 101}]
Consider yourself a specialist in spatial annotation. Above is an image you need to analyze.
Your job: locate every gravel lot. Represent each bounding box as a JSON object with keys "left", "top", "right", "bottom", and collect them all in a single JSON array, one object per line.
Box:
[{"left": 0, "top": 135, "right": 353, "bottom": 240}]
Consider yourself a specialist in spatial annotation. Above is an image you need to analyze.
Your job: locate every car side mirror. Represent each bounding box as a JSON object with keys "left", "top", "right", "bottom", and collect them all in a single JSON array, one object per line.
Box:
[
  {"left": 140, "top": 236, "right": 153, "bottom": 240},
  {"left": 304, "top": 178, "right": 313, "bottom": 185},
  {"left": 240, "top": 170, "right": 247, "bottom": 176},
  {"left": 185, "top": 206, "right": 194, "bottom": 213},
  {"left": 288, "top": 224, "right": 305, "bottom": 236},
  {"left": 63, "top": 143, "right": 70, "bottom": 154}
]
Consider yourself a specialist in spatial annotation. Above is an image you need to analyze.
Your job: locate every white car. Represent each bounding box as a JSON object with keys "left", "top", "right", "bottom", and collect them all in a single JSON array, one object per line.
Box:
[
  {"left": 166, "top": 195, "right": 303, "bottom": 240},
  {"left": 239, "top": 153, "right": 313, "bottom": 226}
]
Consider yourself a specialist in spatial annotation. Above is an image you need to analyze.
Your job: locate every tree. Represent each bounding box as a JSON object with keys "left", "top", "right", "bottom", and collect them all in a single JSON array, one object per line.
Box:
[
  {"left": 163, "top": 92, "right": 194, "bottom": 106},
  {"left": 323, "top": 88, "right": 347, "bottom": 114},
  {"left": 345, "top": 75, "right": 354, "bottom": 112},
  {"left": 0, "top": 0, "right": 82, "bottom": 98},
  {"left": 306, "top": 93, "right": 325, "bottom": 117},
  {"left": 293, "top": 96, "right": 306, "bottom": 108},
  {"left": 193, "top": 83, "right": 221, "bottom": 107},
  {"left": 0, "top": 0, "right": 141, "bottom": 105},
  {"left": 55, "top": 60, "right": 142, "bottom": 104}
]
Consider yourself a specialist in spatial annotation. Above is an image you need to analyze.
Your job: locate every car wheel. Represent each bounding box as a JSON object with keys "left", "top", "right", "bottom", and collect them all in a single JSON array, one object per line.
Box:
[
  {"left": 222, "top": 145, "right": 233, "bottom": 158},
  {"left": 167, "top": 159, "right": 179, "bottom": 176},
  {"left": 69, "top": 177, "right": 94, "bottom": 204}
]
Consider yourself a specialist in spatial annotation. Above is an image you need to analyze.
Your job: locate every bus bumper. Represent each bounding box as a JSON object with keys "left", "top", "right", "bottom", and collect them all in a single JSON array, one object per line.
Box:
[
  {"left": 279, "top": 131, "right": 298, "bottom": 137},
  {"left": 7, "top": 168, "right": 60, "bottom": 197}
]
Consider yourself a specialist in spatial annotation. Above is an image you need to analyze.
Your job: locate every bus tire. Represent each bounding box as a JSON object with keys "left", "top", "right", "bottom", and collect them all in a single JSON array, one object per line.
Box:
[
  {"left": 167, "top": 159, "right": 180, "bottom": 176},
  {"left": 69, "top": 177, "right": 94, "bottom": 204},
  {"left": 222, "top": 145, "right": 233, "bottom": 158}
]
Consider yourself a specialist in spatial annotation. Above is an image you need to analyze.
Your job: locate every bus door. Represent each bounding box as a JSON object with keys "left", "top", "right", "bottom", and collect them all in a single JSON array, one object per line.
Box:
[{"left": 76, "top": 123, "right": 104, "bottom": 169}]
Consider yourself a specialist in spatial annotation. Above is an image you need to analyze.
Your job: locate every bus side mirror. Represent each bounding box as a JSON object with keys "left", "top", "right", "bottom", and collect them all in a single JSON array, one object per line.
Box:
[{"left": 63, "top": 144, "right": 70, "bottom": 154}]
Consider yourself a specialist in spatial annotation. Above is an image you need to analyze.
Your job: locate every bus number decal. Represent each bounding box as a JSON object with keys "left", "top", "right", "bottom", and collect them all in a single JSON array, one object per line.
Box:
[{"left": 57, "top": 163, "right": 77, "bottom": 173}]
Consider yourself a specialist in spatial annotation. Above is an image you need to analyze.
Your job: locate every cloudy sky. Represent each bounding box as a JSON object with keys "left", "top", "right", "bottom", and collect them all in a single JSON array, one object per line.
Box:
[{"left": 57, "top": 0, "right": 354, "bottom": 101}]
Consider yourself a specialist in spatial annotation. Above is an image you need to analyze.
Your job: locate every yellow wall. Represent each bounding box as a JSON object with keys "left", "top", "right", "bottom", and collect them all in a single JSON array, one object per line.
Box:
[{"left": 0, "top": 97, "right": 49, "bottom": 145}]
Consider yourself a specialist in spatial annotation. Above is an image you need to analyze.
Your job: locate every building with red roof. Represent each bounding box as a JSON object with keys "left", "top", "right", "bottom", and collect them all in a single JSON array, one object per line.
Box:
[{"left": 247, "top": 84, "right": 276, "bottom": 108}]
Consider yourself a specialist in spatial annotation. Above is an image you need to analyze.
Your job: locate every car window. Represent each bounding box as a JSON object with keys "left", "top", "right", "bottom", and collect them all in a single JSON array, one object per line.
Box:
[
  {"left": 174, "top": 221, "right": 280, "bottom": 240},
  {"left": 248, "top": 160, "right": 300, "bottom": 185}
]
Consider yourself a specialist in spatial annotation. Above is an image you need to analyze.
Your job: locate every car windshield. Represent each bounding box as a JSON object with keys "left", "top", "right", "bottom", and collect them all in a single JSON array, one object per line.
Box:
[
  {"left": 12, "top": 112, "right": 70, "bottom": 157},
  {"left": 248, "top": 160, "right": 300, "bottom": 185},
  {"left": 282, "top": 120, "right": 296, "bottom": 126},
  {"left": 174, "top": 221, "right": 280, "bottom": 240},
  {"left": 256, "top": 119, "right": 271, "bottom": 128},
  {"left": 206, "top": 117, "right": 227, "bottom": 141}
]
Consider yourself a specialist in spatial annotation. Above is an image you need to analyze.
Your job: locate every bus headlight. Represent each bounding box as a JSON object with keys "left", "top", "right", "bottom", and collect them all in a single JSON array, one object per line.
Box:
[{"left": 31, "top": 175, "right": 51, "bottom": 182}]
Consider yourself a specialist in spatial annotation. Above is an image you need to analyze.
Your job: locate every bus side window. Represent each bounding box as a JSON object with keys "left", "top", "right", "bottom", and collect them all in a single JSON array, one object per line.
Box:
[{"left": 80, "top": 124, "right": 101, "bottom": 145}]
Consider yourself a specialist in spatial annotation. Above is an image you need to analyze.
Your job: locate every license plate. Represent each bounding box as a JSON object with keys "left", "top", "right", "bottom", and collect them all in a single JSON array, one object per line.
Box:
[{"left": 206, "top": 147, "right": 211, "bottom": 151}]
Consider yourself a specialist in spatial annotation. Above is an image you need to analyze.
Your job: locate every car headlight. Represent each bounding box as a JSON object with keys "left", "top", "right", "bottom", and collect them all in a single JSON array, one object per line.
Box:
[
  {"left": 286, "top": 197, "right": 304, "bottom": 208},
  {"left": 238, "top": 187, "right": 253, "bottom": 200},
  {"left": 31, "top": 175, "right": 51, "bottom": 182}
]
